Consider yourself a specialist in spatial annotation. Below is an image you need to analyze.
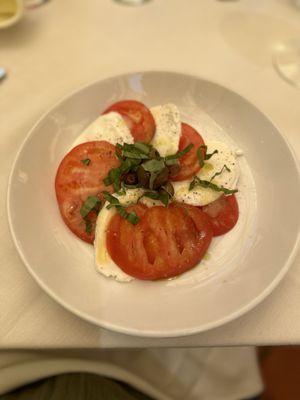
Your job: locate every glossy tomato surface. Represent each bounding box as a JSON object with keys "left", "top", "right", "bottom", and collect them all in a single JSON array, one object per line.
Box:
[
  {"left": 55, "top": 141, "right": 119, "bottom": 243},
  {"left": 103, "top": 100, "right": 156, "bottom": 143},
  {"left": 202, "top": 194, "right": 239, "bottom": 236},
  {"left": 106, "top": 203, "right": 213, "bottom": 280},
  {"left": 171, "top": 123, "right": 206, "bottom": 182}
]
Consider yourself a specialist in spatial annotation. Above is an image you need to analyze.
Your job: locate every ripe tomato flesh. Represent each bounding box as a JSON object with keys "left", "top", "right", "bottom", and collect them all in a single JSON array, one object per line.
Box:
[
  {"left": 55, "top": 141, "right": 119, "bottom": 244},
  {"left": 202, "top": 194, "right": 239, "bottom": 236},
  {"left": 106, "top": 203, "right": 213, "bottom": 280},
  {"left": 171, "top": 123, "right": 206, "bottom": 182},
  {"left": 103, "top": 100, "right": 156, "bottom": 143}
]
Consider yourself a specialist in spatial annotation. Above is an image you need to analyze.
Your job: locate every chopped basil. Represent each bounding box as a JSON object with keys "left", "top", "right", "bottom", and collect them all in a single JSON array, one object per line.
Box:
[
  {"left": 204, "top": 148, "right": 218, "bottom": 161},
  {"left": 103, "top": 192, "right": 140, "bottom": 225},
  {"left": 142, "top": 159, "right": 165, "bottom": 173},
  {"left": 123, "top": 150, "right": 149, "bottom": 160},
  {"left": 80, "top": 196, "right": 101, "bottom": 218},
  {"left": 103, "top": 192, "right": 120, "bottom": 207},
  {"left": 103, "top": 176, "right": 112, "bottom": 186},
  {"left": 165, "top": 144, "right": 194, "bottom": 161},
  {"left": 103, "top": 168, "right": 121, "bottom": 191},
  {"left": 103, "top": 141, "right": 190, "bottom": 204},
  {"left": 198, "top": 145, "right": 219, "bottom": 163},
  {"left": 148, "top": 172, "right": 158, "bottom": 190},
  {"left": 189, "top": 176, "right": 238, "bottom": 195},
  {"left": 115, "top": 151, "right": 124, "bottom": 161},
  {"left": 119, "top": 143, "right": 150, "bottom": 160},
  {"left": 210, "top": 164, "right": 231, "bottom": 182},
  {"left": 165, "top": 158, "right": 178, "bottom": 166},
  {"left": 142, "top": 191, "right": 160, "bottom": 201},
  {"left": 126, "top": 211, "right": 139, "bottom": 225},
  {"left": 134, "top": 141, "right": 152, "bottom": 155},
  {"left": 116, "top": 206, "right": 128, "bottom": 219},
  {"left": 85, "top": 218, "right": 93, "bottom": 234},
  {"left": 116, "top": 187, "right": 126, "bottom": 196},
  {"left": 159, "top": 192, "right": 169, "bottom": 207},
  {"left": 197, "top": 147, "right": 205, "bottom": 167},
  {"left": 141, "top": 159, "right": 165, "bottom": 190},
  {"left": 81, "top": 158, "right": 91, "bottom": 166},
  {"left": 141, "top": 191, "right": 169, "bottom": 207}
]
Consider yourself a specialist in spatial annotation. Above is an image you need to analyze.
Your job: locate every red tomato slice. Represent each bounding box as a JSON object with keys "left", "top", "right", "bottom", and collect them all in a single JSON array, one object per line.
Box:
[
  {"left": 55, "top": 141, "right": 119, "bottom": 244},
  {"left": 202, "top": 195, "right": 239, "bottom": 236},
  {"left": 103, "top": 100, "right": 156, "bottom": 143},
  {"left": 171, "top": 123, "right": 206, "bottom": 182},
  {"left": 106, "top": 203, "right": 213, "bottom": 280}
]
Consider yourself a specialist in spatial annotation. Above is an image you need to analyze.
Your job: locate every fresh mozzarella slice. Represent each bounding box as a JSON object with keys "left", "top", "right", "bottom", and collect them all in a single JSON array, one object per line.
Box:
[
  {"left": 72, "top": 112, "right": 134, "bottom": 148},
  {"left": 94, "top": 189, "right": 144, "bottom": 282},
  {"left": 150, "top": 103, "right": 181, "bottom": 157},
  {"left": 173, "top": 141, "right": 239, "bottom": 206}
]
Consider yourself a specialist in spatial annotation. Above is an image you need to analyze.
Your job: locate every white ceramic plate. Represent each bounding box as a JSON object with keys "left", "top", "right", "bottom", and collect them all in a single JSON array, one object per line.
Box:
[{"left": 7, "top": 71, "right": 300, "bottom": 337}]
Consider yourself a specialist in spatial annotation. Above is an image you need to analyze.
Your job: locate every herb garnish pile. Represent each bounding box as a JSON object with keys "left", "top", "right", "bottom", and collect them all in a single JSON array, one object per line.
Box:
[{"left": 79, "top": 141, "right": 237, "bottom": 232}]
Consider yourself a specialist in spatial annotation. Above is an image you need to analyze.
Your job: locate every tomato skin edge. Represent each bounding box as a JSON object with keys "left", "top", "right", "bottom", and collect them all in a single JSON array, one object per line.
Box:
[
  {"left": 171, "top": 122, "right": 206, "bottom": 182},
  {"left": 103, "top": 100, "right": 156, "bottom": 143},
  {"left": 201, "top": 194, "right": 239, "bottom": 237},
  {"left": 106, "top": 204, "right": 213, "bottom": 280},
  {"left": 55, "top": 140, "right": 119, "bottom": 244}
]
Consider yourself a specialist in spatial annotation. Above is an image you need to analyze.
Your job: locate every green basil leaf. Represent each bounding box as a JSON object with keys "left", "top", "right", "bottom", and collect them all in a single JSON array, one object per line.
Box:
[
  {"left": 134, "top": 141, "right": 152, "bottom": 155},
  {"left": 117, "top": 206, "right": 127, "bottom": 219},
  {"left": 103, "top": 192, "right": 120, "bottom": 206},
  {"left": 126, "top": 211, "right": 139, "bottom": 225},
  {"left": 165, "top": 143, "right": 194, "bottom": 161},
  {"left": 119, "top": 158, "right": 131, "bottom": 173},
  {"left": 121, "top": 143, "right": 150, "bottom": 159},
  {"left": 123, "top": 150, "right": 149, "bottom": 160},
  {"left": 103, "top": 176, "right": 112, "bottom": 186},
  {"left": 141, "top": 191, "right": 169, "bottom": 207},
  {"left": 103, "top": 168, "right": 121, "bottom": 190},
  {"left": 205, "top": 149, "right": 218, "bottom": 160},
  {"left": 81, "top": 158, "right": 91, "bottom": 166},
  {"left": 159, "top": 192, "right": 169, "bottom": 207},
  {"left": 104, "top": 192, "right": 140, "bottom": 225},
  {"left": 149, "top": 171, "right": 159, "bottom": 190},
  {"left": 142, "top": 159, "right": 165, "bottom": 173},
  {"left": 115, "top": 151, "right": 124, "bottom": 161},
  {"left": 165, "top": 158, "right": 178, "bottom": 166},
  {"left": 143, "top": 191, "right": 161, "bottom": 200},
  {"left": 189, "top": 176, "right": 238, "bottom": 195},
  {"left": 116, "top": 187, "right": 126, "bottom": 196},
  {"left": 80, "top": 196, "right": 101, "bottom": 218},
  {"left": 210, "top": 164, "right": 231, "bottom": 182},
  {"left": 85, "top": 218, "right": 93, "bottom": 234},
  {"left": 197, "top": 147, "right": 204, "bottom": 167}
]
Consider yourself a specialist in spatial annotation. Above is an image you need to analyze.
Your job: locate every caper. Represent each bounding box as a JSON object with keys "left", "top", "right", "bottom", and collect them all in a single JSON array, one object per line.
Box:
[
  {"left": 160, "top": 181, "right": 174, "bottom": 197},
  {"left": 137, "top": 166, "right": 150, "bottom": 188},
  {"left": 168, "top": 163, "right": 180, "bottom": 177},
  {"left": 153, "top": 167, "right": 169, "bottom": 189}
]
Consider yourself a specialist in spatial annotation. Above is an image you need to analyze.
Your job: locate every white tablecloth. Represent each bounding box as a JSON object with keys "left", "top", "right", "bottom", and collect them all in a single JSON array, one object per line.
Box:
[
  {"left": 1, "top": 0, "right": 300, "bottom": 348},
  {"left": 0, "top": 348, "right": 263, "bottom": 399}
]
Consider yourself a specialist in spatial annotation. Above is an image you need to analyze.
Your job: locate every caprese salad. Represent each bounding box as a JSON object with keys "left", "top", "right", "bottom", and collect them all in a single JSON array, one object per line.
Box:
[{"left": 55, "top": 100, "right": 240, "bottom": 281}]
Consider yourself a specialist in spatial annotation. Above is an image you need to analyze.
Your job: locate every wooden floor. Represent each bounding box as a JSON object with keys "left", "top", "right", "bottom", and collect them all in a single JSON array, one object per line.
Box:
[{"left": 259, "top": 346, "right": 300, "bottom": 400}]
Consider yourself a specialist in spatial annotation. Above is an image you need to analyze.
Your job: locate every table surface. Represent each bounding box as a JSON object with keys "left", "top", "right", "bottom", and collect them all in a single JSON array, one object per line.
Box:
[{"left": 1, "top": 0, "right": 300, "bottom": 349}]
